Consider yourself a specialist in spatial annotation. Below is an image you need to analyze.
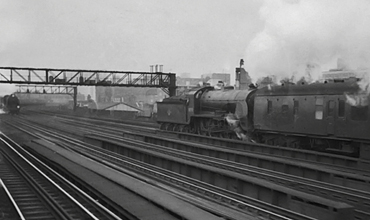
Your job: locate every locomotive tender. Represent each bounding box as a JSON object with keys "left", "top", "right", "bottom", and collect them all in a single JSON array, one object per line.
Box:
[{"left": 157, "top": 81, "right": 370, "bottom": 160}]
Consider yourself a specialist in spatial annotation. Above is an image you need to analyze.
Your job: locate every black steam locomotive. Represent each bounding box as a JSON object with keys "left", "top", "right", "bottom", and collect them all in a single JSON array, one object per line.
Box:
[
  {"left": 157, "top": 81, "right": 370, "bottom": 160},
  {"left": 1, "top": 94, "right": 21, "bottom": 114}
]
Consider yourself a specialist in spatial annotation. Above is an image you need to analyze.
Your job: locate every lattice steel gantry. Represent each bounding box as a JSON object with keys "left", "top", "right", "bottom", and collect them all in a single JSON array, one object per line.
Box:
[
  {"left": 0, "top": 67, "right": 176, "bottom": 96},
  {"left": 16, "top": 85, "right": 76, "bottom": 95}
]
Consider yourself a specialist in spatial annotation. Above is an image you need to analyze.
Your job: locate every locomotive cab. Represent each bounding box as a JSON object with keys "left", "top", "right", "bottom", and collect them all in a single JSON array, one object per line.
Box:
[{"left": 156, "top": 87, "right": 214, "bottom": 132}]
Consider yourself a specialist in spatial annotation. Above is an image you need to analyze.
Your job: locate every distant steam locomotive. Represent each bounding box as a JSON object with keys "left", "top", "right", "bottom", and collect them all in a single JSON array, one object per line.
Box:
[
  {"left": 1, "top": 94, "right": 21, "bottom": 114},
  {"left": 157, "top": 81, "right": 370, "bottom": 161}
]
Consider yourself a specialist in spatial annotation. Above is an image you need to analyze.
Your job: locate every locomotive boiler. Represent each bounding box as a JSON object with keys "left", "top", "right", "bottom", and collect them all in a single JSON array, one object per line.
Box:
[{"left": 157, "top": 80, "right": 370, "bottom": 160}]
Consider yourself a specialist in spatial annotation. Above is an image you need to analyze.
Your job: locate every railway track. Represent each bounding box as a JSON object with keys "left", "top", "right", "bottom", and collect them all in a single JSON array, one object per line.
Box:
[
  {"left": 7, "top": 117, "right": 318, "bottom": 220},
  {"left": 1, "top": 121, "right": 220, "bottom": 220},
  {"left": 0, "top": 132, "right": 123, "bottom": 220},
  {"left": 85, "top": 133, "right": 370, "bottom": 220},
  {"left": 47, "top": 115, "right": 370, "bottom": 189},
  {"left": 8, "top": 118, "right": 357, "bottom": 220},
  {"left": 9, "top": 114, "right": 370, "bottom": 219},
  {"left": 19, "top": 109, "right": 370, "bottom": 168},
  {"left": 26, "top": 109, "right": 158, "bottom": 130},
  {"left": 25, "top": 111, "right": 370, "bottom": 175},
  {"left": 64, "top": 115, "right": 370, "bottom": 178}
]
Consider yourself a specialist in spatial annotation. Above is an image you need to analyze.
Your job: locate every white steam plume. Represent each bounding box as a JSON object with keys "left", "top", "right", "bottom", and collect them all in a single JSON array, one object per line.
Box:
[{"left": 244, "top": 0, "right": 370, "bottom": 84}]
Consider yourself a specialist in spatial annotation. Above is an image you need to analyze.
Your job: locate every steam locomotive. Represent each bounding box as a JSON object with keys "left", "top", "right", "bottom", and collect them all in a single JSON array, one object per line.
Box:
[
  {"left": 157, "top": 80, "right": 370, "bottom": 160},
  {"left": 1, "top": 94, "right": 21, "bottom": 114}
]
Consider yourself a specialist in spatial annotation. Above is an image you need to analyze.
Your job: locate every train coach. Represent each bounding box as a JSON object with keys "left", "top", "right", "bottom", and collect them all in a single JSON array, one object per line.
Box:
[
  {"left": 157, "top": 81, "right": 370, "bottom": 160},
  {"left": 253, "top": 81, "right": 370, "bottom": 158}
]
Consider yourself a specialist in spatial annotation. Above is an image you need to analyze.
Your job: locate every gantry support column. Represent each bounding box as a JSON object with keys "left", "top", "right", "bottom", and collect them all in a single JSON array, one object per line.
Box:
[
  {"left": 168, "top": 73, "right": 177, "bottom": 97},
  {"left": 73, "top": 87, "right": 77, "bottom": 112}
]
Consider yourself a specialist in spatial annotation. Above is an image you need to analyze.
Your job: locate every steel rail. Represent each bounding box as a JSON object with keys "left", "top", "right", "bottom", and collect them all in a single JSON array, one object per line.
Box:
[
  {"left": 34, "top": 109, "right": 370, "bottom": 176},
  {"left": 9, "top": 119, "right": 318, "bottom": 220},
  {"left": 1, "top": 133, "right": 123, "bottom": 220},
  {"left": 0, "top": 178, "right": 26, "bottom": 220},
  {"left": 14, "top": 119, "right": 367, "bottom": 220},
  {"left": 0, "top": 132, "right": 115, "bottom": 220}
]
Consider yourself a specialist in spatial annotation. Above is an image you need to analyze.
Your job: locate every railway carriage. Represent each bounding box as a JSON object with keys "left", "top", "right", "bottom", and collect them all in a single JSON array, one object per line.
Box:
[
  {"left": 157, "top": 81, "right": 370, "bottom": 160},
  {"left": 253, "top": 81, "right": 370, "bottom": 158}
]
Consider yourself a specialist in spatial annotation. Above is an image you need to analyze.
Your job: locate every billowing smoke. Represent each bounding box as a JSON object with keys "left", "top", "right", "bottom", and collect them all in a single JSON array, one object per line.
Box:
[
  {"left": 244, "top": 0, "right": 370, "bottom": 84},
  {"left": 345, "top": 93, "right": 368, "bottom": 106},
  {"left": 345, "top": 72, "right": 370, "bottom": 106}
]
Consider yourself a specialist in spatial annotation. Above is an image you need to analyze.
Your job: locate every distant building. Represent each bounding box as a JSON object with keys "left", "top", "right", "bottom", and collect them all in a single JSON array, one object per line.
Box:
[
  {"left": 76, "top": 93, "right": 85, "bottom": 101},
  {"left": 176, "top": 73, "right": 231, "bottom": 95},
  {"left": 176, "top": 77, "right": 203, "bottom": 95},
  {"left": 321, "top": 58, "right": 368, "bottom": 83},
  {"left": 322, "top": 69, "right": 367, "bottom": 83},
  {"left": 95, "top": 87, "right": 167, "bottom": 106},
  {"left": 201, "top": 73, "right": 230, "bottom": 86},
  {"left": 176, "top": 77, "right": 203, "bottom": 88}
]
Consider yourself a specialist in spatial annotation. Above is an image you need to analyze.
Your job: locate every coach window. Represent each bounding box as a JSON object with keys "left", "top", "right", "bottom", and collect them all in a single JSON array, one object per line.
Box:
[
  {"left": 267, "top": 100, "right": 272, "bottom": 114},
  {"left": 338, "top": 100, "right": 345, "bottom": 118},
  {"left": 327, "top": 100, "right": 335, "bottom": 117},
  {"left": 315, "top": 97, "right": 323, "bottom": 120}
]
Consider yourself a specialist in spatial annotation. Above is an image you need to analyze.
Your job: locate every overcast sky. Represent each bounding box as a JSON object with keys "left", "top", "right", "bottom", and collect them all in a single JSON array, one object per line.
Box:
[
  {"left": 1, "top": 0, "right": 370, "bottom": 95},
  {"left": 0, "top": 0, "right": 263, "bottom": 74}
]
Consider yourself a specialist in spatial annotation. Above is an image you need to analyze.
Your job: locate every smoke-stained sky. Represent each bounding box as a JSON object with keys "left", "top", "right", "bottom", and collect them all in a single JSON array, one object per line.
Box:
[
  {"left": 0, "top": 0, "right": 370, "bottom": 95},
  {"left": 245, "top": 0, "right": 370, "bottom": 82}
]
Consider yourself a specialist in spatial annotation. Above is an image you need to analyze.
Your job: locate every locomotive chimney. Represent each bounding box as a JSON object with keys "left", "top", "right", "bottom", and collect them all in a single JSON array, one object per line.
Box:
[
  {"left": 235, "top": 59, "right": 242, "bottom": 90},
  {"left": 235, "top": 59, "right": 251, "bottom": 90}
]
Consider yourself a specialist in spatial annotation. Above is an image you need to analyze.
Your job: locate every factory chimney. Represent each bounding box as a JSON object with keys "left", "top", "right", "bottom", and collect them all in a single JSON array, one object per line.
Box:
[{"left": 150, "top": 64, "right": 164, "bottom": 73}]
